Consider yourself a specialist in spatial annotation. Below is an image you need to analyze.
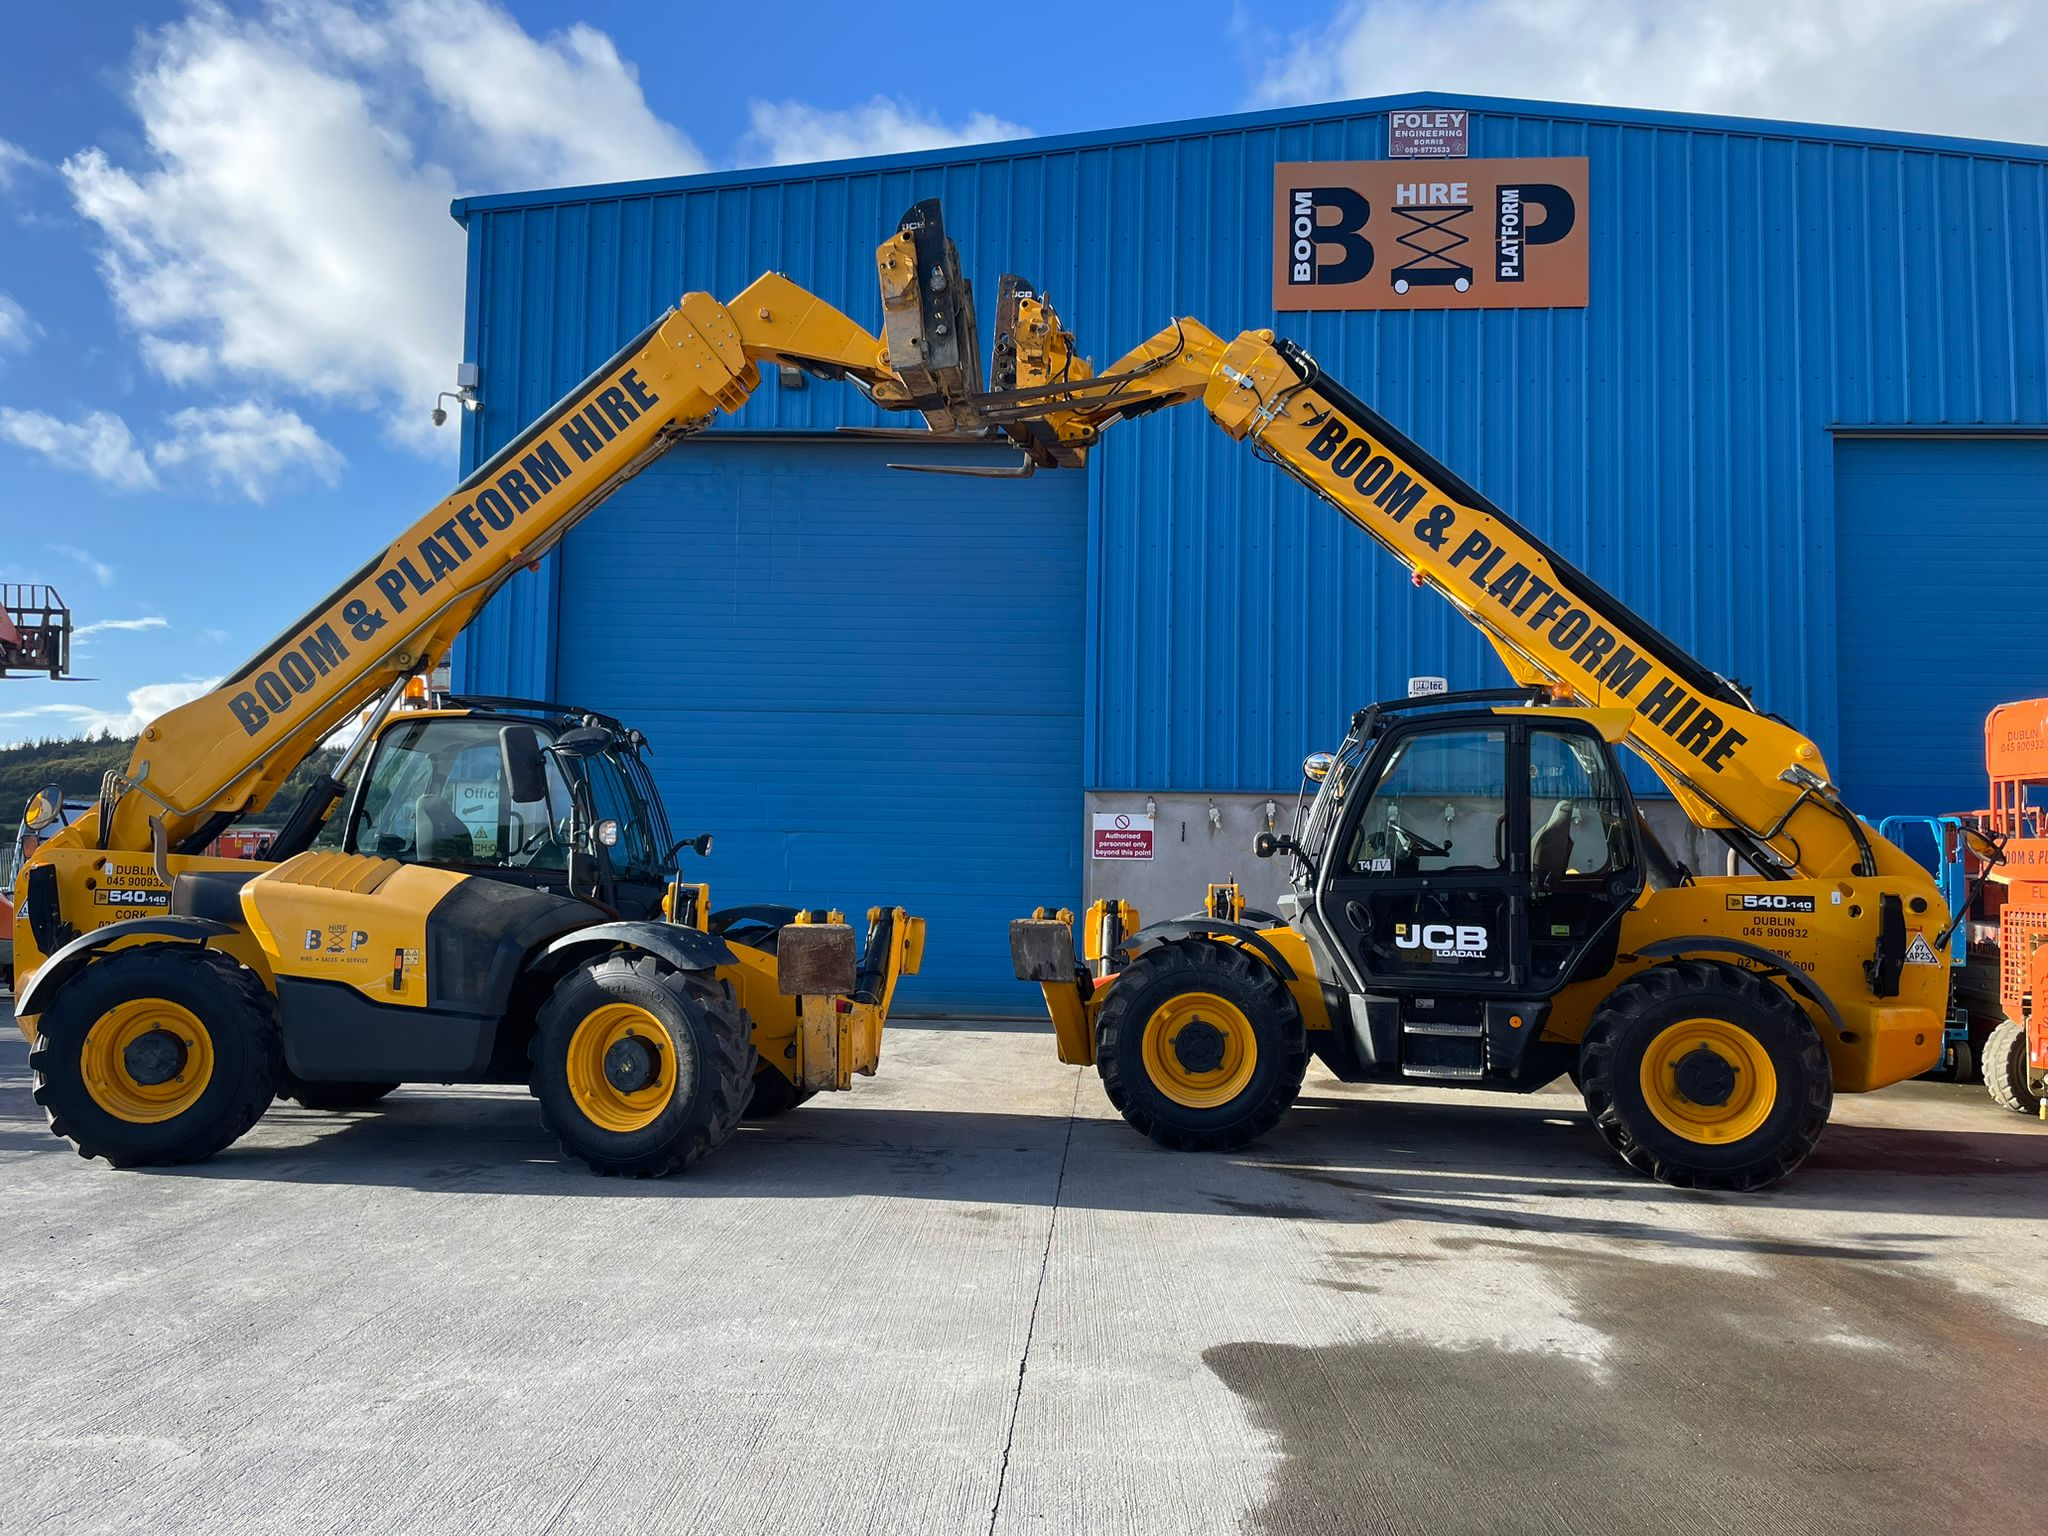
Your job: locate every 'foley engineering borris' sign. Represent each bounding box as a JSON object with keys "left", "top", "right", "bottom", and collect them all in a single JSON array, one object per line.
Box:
[
  {"left": 1388, "top": 109, "right": 1468, "bottom": 157},
  {"left": 1274, "top": 157, "right": 1589, "bottom": 311}
]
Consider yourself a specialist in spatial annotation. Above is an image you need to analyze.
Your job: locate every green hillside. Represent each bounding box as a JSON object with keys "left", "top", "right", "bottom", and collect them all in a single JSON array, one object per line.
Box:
[
  {"left": 0, "top": 735, "right": 131, "bottom": 820},
  {"left": 0, "top": 734, "right": 341, "bottom": 828}
]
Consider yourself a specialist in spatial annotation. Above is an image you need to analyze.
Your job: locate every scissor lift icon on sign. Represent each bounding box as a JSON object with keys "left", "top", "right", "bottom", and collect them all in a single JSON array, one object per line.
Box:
[{"left": 1390, "top": 202, "right": 1473, "bottom": 294}]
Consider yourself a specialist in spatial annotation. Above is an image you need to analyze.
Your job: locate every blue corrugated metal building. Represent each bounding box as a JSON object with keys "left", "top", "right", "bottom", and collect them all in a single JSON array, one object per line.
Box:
[{"left": 449, "top": 92, "right": 2048, "bottom": 1011}]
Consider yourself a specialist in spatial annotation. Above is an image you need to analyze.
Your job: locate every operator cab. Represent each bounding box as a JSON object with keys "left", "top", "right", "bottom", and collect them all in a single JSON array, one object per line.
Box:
[
  {"left": 1281, "top": 689, "right": 1653, "bottom": 1081},
  {"left": 324, "top": 698, "right": 681, "bottom": 920}
]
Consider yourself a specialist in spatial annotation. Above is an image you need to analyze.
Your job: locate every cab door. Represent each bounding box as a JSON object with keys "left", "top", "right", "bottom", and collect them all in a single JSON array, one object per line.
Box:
[
  {"left": 1524, "top": 723, "right": 1645, "bottom": 988},
  {"left": 1316, "top": 722, "right": 1524, "bottom": 991}
]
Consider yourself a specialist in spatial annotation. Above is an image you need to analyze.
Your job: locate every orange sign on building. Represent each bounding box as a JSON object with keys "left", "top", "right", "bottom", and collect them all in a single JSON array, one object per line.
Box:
[{"left": 1274, "top": 157, "right": 1590, "bottom": 311}]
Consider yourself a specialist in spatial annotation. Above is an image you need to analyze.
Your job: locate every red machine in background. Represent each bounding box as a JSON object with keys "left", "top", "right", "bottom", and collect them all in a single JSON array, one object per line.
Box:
[
  {"left": 1978, "top": 699, "right": 2048, "bottom": 1115},
  {"left": 0, "top": 586, "right": 73, "bottom": 680}
]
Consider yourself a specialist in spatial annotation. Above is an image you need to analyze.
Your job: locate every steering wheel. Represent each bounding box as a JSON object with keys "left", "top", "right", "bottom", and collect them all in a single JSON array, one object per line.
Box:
[
  {"left": 1389, "top": 818, "right": 1450, "bottom": 860},
  {"left": 506, "top": 813, "right": 569, "bottom": 866}
]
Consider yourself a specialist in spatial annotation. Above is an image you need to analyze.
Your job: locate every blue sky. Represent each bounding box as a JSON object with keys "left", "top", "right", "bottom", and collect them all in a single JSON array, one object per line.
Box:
[{"left": 2, "top": 0, "right": 2044, "bottom": 745}]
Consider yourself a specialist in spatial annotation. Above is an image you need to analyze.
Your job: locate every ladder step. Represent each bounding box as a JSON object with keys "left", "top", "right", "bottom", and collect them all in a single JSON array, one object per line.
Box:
[
  {"left": 1402, "top": 1022, "right": 1484, "bottom": 1038},
  {"left": 1401, "top": 1064, "right": 1486, "bottom": 1079}
]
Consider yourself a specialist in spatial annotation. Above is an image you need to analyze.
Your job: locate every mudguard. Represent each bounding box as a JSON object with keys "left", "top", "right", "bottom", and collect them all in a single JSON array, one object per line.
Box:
[
  {"left": 540, "top": 920, "right": 737, "bottom": 975},
  {"left": 14, "top": 915, "right": 237, "bottom": 1017},
  {"left": 1630, "top": 936, "right": 1847, "bottom": 1036},
  {"left": 1125, "top": 918, "right": 1297, "bottom": 980}
]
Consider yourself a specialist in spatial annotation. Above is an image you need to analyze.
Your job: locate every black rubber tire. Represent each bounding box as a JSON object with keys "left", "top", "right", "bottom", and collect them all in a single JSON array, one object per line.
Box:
[
  {"left": 743, "top": 1065, "right": 817, "bottom": 1120},
  {"left": 530, "top": 954, "right": 757, "bottom": 1176},
  {"left": 1982, "top": 1019, "right": 2041, "bottom": 1115},
  {"left": 1578, "top": 959, "right": 1832, "bottom": 1191},
  {"left": 29, "top": 946, "right": 279, "bottom": 1168},
  {"left": 1095, "top": 939, "right": 1307, "bottom": 1152},
  {"left": 1930, "top": 1035, "right": 1976, "bottom": 1086},
  {"left": 277, "top": 1078, "right": 400, "bottom": 1111}
]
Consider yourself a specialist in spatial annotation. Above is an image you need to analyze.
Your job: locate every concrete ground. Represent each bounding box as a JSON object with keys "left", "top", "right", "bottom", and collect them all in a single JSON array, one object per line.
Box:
[{"left": 3, "top": 1012, "right": 2046, "bottom": 1536}]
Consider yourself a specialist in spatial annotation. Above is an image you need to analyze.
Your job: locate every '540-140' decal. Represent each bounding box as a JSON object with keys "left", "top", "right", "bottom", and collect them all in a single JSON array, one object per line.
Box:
[{"left": 1725, "top": 894, "right": 1816, "bottom": 914}]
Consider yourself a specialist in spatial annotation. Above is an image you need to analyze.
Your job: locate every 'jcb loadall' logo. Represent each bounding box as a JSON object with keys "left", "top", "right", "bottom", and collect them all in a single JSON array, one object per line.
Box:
[{"left": 1394, "top": 923, "right": 1489, "bottom": 959}]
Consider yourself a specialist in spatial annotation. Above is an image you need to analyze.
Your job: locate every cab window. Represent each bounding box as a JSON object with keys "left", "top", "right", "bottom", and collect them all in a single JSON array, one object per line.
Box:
[
  {"left": 1527, "top": 728, "right": 1631, "bottom": 890},
  {"left": 580, "top": 751, "right": 664, "bottom": 882},
  {"left": 347, "top": 717, "right": 569, "bottom": 870},
  {"left": 1346, "top": 729, "right": 1508, "bottom": 876}
]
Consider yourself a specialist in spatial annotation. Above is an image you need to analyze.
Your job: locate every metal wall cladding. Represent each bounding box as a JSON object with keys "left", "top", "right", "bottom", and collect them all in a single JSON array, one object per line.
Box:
[{"left": 454, "top": 93, "right": 2048, "bottom": 793}]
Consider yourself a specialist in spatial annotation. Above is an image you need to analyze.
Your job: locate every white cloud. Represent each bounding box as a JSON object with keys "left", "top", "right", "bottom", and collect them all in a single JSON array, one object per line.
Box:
[
  {"left": 60, "top": 1, "right": 706, "bottom": 450},
  {"left": 0, "top": 410, "right": 159, "bottom": 491},
  {"left": 1253, "top": 0, "right": 2048, "bottom": 142},
  {"left": 0, "top": 294, "right": 38, "bottom": 355},
  {"left": 385, "top": 0, "right": 708, "bottom": 187},
  {"left": 73, "top": 616, "right": 171, "bottom": 641},
  {"left": 153, "top": 401, "right": 343, "bottom": 501},
  {"left": 0, "top": 678, "right": 221, "bottom": 744},
  {"left": 0, "top": 400, "right": 339, "bottom": 502},
  {"left": 59, "top": 3, "right": 1035, "bottom": 455},
  {"left": 140, "top": 335, "right": 214, "bottom": 384},
  {"left": 0, "top": 138, "right": 39, "bottom": 188},
  {"left": 62, "top": 9, "right": 462, "bottom": 446},
  {"left": 742, "top": 97, "right": 1029, "bottom": 167},
  {"left": 52, "top": 543, "right": 117, "bottom": 587}
]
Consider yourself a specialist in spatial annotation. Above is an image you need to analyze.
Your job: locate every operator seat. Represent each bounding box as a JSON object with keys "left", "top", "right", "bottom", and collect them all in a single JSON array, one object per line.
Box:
[
  {"left": 1532, "top": 799, "right": 1575, "bottom": 892},
  {"left": 414, "top": 789, "right": 474, "bottom": 863}
]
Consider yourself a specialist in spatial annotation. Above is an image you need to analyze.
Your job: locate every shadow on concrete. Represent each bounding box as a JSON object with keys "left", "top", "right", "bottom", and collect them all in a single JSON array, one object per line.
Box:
[
  {"left": 7, "top": 1031, "right": 2045, "bottom": 1248},
  {"left": 885, "top": 1014, "right": 1054, "bottom": 1034}
]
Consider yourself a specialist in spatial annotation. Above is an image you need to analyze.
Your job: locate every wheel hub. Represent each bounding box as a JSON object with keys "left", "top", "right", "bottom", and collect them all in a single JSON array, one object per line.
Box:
[
  {"left": 603, "top": 1035, "right": 662, "bottom": 1094},
  {"left": 1671, "top": 1044, "right": 1738, "bottom": 1107},
  {"left": 1171, "top": 1017, "right": 1229, "bottom": 1076},
  {"left": 121, "top": 1027, "right": 190, "bottom": 1088}
]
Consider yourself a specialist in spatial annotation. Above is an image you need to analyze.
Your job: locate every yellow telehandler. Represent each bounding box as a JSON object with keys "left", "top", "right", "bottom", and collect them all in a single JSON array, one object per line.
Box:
[
  {"left": 957, "top": 276, "right": 1980, "bottom": 1190},
  {"left": 8, "top": 204, "right": 995, "bottom": 1177}
]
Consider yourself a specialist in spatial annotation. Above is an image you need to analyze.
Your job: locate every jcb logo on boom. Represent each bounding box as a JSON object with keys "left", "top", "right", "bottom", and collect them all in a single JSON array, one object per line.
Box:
[{"left": 1394, "top": 923, "right": 1489, "bottom": 958}]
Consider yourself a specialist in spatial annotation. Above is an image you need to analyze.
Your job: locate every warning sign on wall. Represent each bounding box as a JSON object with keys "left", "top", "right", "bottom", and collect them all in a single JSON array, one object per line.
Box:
[{"left": 1092, "top": 812, "right": 1155, "bottom": 860}]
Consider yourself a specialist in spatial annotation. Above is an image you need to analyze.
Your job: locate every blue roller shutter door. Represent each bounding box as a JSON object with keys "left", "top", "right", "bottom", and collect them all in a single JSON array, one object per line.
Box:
[
  {"left": 554, "top": 438, "right": 1085, "bottom": 1014},
  {"left": 1834, "top": 438, "right": 2048, "bottom": 819}
]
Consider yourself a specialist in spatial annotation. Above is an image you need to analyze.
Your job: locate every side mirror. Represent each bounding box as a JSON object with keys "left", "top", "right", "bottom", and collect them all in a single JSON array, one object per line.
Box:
[
  {"left": 1960, "top": 823, "right": 2006, "bottom": 868},
  {"left": 499, "top": 725, "right": 549, "bottom": 804},
  {"left": 551, "top": 725, "right": 611, "bottom": 760},
  {"left": 24, "top": 783, "right": 64, "bottom": 832},
  {"left": 1254, "top": 831, "right": 1300, "bottom": 860},
  {"left": 1303, "top": 752, "right": 1335, "bottom": 783}
]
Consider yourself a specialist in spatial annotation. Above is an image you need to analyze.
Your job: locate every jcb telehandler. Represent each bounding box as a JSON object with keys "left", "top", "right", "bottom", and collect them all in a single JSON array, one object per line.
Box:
[
  {"left": 8, "top": 206, "right": 993, "bottom": 1176},
  {"left": 953, "top": 278, "right": 1982, "bottom": 1189}
]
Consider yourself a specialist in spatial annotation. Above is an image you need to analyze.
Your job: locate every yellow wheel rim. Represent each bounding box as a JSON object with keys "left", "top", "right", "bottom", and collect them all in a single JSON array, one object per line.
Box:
[
  {"left": 565, "top": 1003, "right": 677, "bottom": 1133},
  {"left": 1638, "top": 1017, "right": 1778, "bottom": 1145},
  {"left": 1140, "top": 991, "right": 1258, "bottom": 1109},
  {"left": 81, "top": 999, "right": 215, "bottom": 1124}
]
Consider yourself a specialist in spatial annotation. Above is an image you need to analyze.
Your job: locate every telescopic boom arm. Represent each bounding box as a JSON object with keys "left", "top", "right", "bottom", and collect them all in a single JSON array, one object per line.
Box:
[
  {"left": 64, "top": 207, "right": 983, "bottom": 865},
  {"left": 952, "top": 287, "right": 1902, "bottom": 885}
]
